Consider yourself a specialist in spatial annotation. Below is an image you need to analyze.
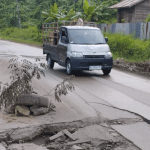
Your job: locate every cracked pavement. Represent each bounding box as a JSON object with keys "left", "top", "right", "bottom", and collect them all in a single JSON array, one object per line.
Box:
[{"left": 0, "top": 40, "right": 150, "bottom": 150}]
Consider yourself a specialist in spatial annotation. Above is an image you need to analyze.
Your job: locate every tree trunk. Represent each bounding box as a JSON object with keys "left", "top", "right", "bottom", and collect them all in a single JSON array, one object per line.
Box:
[{"left": 16, "top": 0, "right": 21, "bottom": 28}]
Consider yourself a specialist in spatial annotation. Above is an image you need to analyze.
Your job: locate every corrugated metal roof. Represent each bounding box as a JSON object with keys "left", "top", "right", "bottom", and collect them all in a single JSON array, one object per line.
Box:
[{"left": 108, "top": 0, "right": 145, "bottom": 9}]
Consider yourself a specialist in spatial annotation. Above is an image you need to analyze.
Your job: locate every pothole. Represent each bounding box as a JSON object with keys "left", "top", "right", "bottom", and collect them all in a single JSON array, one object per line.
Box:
[{"left": 0, "top": 120, "right": 141, "bottom": 150}]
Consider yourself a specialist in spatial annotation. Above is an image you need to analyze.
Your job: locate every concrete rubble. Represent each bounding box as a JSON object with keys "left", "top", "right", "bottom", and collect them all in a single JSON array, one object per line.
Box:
[
  {"left": 0, "top": 53, "right": 148, "bottom": 150},
  {"left": 30, "top": 106, "right": 49, "bottom": 116},
  {"left": 7, "top": 143, "right": 48, "bottom": 150},
  {"left": 15, "top": 105, "right": 30, "bottom": 117},
  {"left": 0, "top": 144, "right": 6, "bottom": 150},
  {"left": 44, "top": 125, "right": 133, "bottom": 150},
  {"left": 16, "top": 94, "right": 50, "bottom": 107},
  {"left": 4, "top": 94, "right": 51, "bottom": 117},
  {"left": 71, "top": 145, "right": 85, "bottom": 150},
  {"left": 9, "top": 126, "right": 43, "bottom": 141}
]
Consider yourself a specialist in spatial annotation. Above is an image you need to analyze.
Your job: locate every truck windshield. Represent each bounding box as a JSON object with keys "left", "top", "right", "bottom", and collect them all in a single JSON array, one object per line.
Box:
[{"left": 68, "top": 29, "right": 106, "bottom": 45}]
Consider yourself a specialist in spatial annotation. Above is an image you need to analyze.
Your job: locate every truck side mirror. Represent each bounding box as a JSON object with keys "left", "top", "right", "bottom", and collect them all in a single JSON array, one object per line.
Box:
[
  {"left": 62, "top": 36, "right": 69, "bottom": 43},
  {"left": 105, "top": 37, "right": 108, "bottom": 43}
]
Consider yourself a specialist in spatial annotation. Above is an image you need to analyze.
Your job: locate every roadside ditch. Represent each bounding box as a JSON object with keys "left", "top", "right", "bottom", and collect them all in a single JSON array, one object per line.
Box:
[{"left": 113, "top": 58, "right": 150, "bottom": 78}]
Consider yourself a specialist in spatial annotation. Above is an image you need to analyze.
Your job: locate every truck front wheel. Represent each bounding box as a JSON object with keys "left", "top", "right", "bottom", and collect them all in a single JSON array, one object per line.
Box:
[
  {"left": 66, "top": 60, "right": 73, "bottom": 75},
  {"left": 102, "top": 69, "right": 111, "bottom": 75},
  {"left": 47, "top": 55, "right": 54, "bottom": 69}
]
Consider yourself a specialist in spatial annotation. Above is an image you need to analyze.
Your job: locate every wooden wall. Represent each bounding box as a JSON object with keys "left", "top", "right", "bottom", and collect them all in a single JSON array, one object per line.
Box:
[
  {"left": 117, "top": 0, "right": 150, "bottom": 23},
  {"left": 117, "top": 7, "right": 135, "bottom": 23},
  {"left": 134, "top": 0, "right": 150, "bottom": 22}
]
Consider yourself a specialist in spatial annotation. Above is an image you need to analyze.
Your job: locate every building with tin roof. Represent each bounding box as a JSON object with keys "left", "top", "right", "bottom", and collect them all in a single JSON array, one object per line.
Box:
[{"left": 108, "top": 0, "right": 150, "bottom": 23}]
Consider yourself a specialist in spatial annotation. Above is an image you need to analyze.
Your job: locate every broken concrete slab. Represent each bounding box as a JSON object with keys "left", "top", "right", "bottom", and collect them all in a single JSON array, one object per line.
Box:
[
  {"left": 16, "top": 94, "right": 50, "bottom": 107},
  {"left": 81, "top": 143, "right": 92, "bottom": 149},
  {"left": 71, "top": 145, "right": 85, "bottom": 150},
  {"left": 63, "top": 129, "right": 77, "bottom": 141},
  {"left": 10, "top": 125, "right": 43, "bottom": 141},
  {"left": 114, "top": 146, "right": 139, "bottom": 150},
  {"left": 66, "top": 139, "right": 91, "bottom": 146},
  {"left": 0, "top": 144, "right": 6, "bottom": 150},
  {"left": 54, "top": 135, "right": 67, "bottom": 143},
  {"left": 90, "top": 103, "right": 140, "bottom": 120},
  {"left": 111, "top": 122, "right": 150, "bottom": 150},
  {"left": 72, "top": 125, "right": 114, "bottom": 142},
  {"left": 7, "top": 143, "right": 48, "bottom": 150},
  {"left": 91, "top": 139, "right": 107, "bottom": 147},
  {"left": 49, "top": 131, "right": 64, "bottom": 141},
  {"left": 46, "top": 143, "right": 60, "bottom": 149},
  {"left": 30, "top": 106, "right": 49, "bottom": 116},
  {"left": 100, "top": 123, "right": 109, "bottom": 128},
  {"left": 15, "top": 105, "right": 30, "bottom": 116}
]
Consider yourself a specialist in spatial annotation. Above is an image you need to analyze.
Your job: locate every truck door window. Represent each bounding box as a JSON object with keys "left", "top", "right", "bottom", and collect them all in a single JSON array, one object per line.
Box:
[{"left": 61, "top": 29, "right": 68, "bottom": 44}]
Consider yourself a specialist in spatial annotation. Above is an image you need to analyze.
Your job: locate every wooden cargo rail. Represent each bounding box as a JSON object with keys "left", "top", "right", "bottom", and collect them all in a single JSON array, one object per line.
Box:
[{"left": 42, "top": 21, "right": 97, "bottom": 46}]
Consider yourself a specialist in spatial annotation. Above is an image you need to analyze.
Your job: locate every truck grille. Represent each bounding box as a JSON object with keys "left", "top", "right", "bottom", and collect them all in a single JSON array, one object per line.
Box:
[
  {"left": 84, "top": 55, "right": 104, "bottom": 58},
  {"left": 79, "top": 62, "right": 102, "bottom": 66}
]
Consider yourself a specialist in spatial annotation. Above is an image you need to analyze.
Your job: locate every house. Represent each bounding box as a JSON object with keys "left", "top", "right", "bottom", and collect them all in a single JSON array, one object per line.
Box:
[{"left": 108, "top": 0, "right": 150, "bottom": 23}]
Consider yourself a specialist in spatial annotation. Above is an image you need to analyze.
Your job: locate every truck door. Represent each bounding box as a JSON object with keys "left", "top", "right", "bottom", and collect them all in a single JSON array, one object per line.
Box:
[
  {"left": 51, "top": 32, "right": 59, "bottom": 62},
  {"left": 58, "top": 28, "right": 68, "bottom": 66}
]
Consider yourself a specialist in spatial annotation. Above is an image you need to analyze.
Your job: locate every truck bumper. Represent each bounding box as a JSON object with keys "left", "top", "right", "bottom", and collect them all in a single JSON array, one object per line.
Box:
[{"left": 70, "top": 57, "right": 113, "bottom": 70}]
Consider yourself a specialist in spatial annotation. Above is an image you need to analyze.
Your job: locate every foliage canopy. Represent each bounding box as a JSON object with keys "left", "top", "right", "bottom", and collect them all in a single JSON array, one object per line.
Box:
[{"left": 0, "top": 0, "right": 121, "bottom": 29}]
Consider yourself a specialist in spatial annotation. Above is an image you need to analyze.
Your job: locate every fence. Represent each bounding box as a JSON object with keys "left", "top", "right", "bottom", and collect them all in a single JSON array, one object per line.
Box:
[{"left": 98, "top": 22, "right": 150, "bottom": 40}]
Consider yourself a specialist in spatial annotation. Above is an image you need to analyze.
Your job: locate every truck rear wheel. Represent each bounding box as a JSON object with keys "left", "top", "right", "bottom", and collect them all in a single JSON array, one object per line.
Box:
[
  {"left": 66, "top": 60, "right": 73, "bottom": 75},
  {"left": 102, "top": 69, "right": 111, "bottom": 75},
  {"left": 47, "top": 55, "right": 54, "bottom": 69}
]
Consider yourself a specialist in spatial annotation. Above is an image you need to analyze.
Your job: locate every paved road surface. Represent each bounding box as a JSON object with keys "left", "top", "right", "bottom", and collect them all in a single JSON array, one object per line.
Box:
[{"left": 1, "top": 40, "right": 150, "bottom": 150}]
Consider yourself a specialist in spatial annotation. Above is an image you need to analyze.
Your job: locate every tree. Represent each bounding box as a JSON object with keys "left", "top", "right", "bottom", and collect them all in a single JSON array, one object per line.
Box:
[
  {"left": 16, "top": 0, "right": 21, "bottom": 28},
  {"left": 42, "top": 3, "right": 82, "bottom": 23}
]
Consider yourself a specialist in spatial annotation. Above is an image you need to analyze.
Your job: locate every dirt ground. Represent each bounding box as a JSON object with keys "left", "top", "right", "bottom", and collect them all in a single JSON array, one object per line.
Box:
[{"left": 113, "top": 58, "right": 150, "bottom": 78}]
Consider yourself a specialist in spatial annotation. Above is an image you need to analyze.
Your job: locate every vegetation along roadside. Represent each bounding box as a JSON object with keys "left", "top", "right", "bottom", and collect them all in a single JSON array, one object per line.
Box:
[{"left": 0, "top": 0, "right": 150, "bottom": 75}]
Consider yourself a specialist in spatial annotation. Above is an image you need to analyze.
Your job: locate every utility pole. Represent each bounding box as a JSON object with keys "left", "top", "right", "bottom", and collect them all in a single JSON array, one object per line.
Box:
[{"left": 16, "top": 0, "right": 21, "bottom": 28}]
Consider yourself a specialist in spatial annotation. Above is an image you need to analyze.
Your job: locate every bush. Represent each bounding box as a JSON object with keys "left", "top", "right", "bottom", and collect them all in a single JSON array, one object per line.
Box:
[
  {"left": 104, "top": 32, "right": 150, "bottom": 62},
  {"left": 0, "top": 26, "right": 42, "bottom": 43}
]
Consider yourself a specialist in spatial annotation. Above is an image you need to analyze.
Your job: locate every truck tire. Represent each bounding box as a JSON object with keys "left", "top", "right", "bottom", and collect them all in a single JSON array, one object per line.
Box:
[
  {"left": 66, "top": 59, "right": 73, "bottom": 75},
  {"left": 47, "top": 55, "right": 54, "bottom": 69},
  {"left": 102, "top": 69, "right": 111, "bottom": 75}
]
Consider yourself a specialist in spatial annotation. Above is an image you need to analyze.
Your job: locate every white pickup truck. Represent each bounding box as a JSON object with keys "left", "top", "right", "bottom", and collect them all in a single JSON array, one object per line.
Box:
[{"left": 43, "top": 21, "right": 113, "bottom": 75}]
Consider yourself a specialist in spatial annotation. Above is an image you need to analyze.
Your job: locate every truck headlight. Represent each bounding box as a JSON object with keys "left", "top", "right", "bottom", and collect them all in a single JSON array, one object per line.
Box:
[
  {"left": 71, "top": 52, "right": 83, "bottom": 58},
  {"left": 105, "top": 52, "right": 112, "bottom": 58}
]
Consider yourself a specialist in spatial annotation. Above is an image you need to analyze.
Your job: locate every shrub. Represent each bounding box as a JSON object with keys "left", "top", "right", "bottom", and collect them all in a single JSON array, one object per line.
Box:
[
  {"left": 0, "top": 27, "right": 42, "bottom": 43},
  {"left": 104, "top": 32, "right": 150, "bottom": 62},
  {"left": 0, "top": 58, "right": 75, "bottom": 109}
]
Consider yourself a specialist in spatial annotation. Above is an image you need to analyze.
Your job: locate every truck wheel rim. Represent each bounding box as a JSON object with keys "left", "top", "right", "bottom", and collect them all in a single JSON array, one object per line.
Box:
[
  {"left": 67, "top": 62, "right": 71, "bottom": 74},
  {"left": 47, "top": 57, "right": 51, "bottom": 66}
]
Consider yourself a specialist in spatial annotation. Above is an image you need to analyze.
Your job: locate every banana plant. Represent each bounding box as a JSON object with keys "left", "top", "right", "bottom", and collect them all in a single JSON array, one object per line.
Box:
[
  {"left": 42, "top": 3, "right": 59, "bottom": 22},
  {"left": 83, "top": 0, "right": 109, "bottom": 22},
  {"left": 42, "top": 3, "right": 83, "bottom": 23}
]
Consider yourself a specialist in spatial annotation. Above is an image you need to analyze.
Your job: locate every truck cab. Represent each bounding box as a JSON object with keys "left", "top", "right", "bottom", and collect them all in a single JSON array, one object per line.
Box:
[{"left": 43, "top": 22, "right": 113, "bottom": 75}]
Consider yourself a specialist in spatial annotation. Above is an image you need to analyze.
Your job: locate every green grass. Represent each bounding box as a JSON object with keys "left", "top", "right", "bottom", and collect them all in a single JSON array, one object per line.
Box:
[
  {"left": 0, "top": 27, "right": 42, "bottom": 47},
  {"left": 104, "top": 32, "right": 150, "bottom": 62}
]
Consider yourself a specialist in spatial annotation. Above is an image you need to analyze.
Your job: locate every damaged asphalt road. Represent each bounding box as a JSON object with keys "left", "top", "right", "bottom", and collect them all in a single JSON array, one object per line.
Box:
[{"left": 0, "top": 40, "right": 150, "bottom": 150}]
